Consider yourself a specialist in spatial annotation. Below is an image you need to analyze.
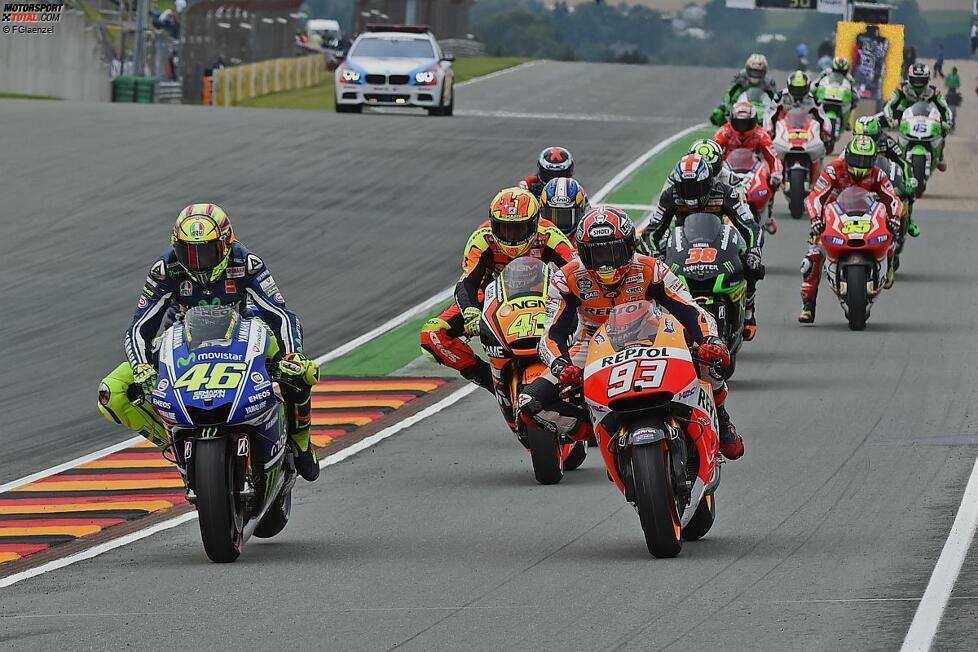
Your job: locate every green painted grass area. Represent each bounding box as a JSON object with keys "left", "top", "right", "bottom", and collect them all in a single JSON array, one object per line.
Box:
[
  {"left": 322, "top": 126, "right": 709, "bottom": 377},
  {"left": 321, "top": 316, "right": 431, "bottom": 377},
  {"left": 604, "top": 127, "right": 714, "bottom": 210},
  {"left": 235, "top": 56, "right": 532, "bottom": 111},
  {"left": 0, "top": 92, "right": 61, "bottom": 100}
]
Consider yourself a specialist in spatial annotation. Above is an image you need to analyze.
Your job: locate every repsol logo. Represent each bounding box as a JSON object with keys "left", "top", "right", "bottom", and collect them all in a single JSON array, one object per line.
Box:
[
  {"left": 197, "top": 352, "right": 243, "bottom": 361},
  {"left": 697, "top": 387, "right": 716, "bottom": 418},
  {"left": 601, "top": 347, "right": 670, "bottom": 367}
]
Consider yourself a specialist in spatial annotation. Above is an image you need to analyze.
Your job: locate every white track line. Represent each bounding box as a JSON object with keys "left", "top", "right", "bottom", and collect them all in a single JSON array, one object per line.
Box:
[
  {"left": 455, "top": 60, "right": 543, "bottom": 88},
  {"left": 0, "top": 384, "right": 478, "bottom": 589},
  {"left": 0, "top": 121, "right": 705, "bottom": 587},
  {"left": 900, "top": 456, "right": 978, "bottom": 651}
]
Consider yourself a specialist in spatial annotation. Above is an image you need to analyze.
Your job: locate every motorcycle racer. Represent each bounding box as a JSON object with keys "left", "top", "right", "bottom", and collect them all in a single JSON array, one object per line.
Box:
[
  {"left": 853, "top": 114, "right": 919, "bottom": 237},
  {"left": 688, "top": 138, "right": 744, "bottom": 191},
  {"left": 519, "top": 207, "right": 745, "bottom": 459},
  {"left": 711, "top": 53, "right": 778, "bottom": 126},
  {"left": 882, "top": 63, "right": 954, "bottom": 172},
  {"left": 799, "top": 136, "right": 903, "bottom": 323},
  {"left": 97, "top": 204, "right": 322, "bottom": 482},
  {"left": 815, "top": 56, "right": 859, "bottom": 94},
  {"left": 520, "top": 146, "right": 575, "bottom": 197},
  {"left": 539, "top": 176, "right": 589, "bottom": 242},
  {"left": 639, "top": 153, "right": 764, "bottom": 340},
  {"left": 420, "top": 187, "right": 576, "bottom": 392},
  {"left": 773, "top": 70, "right": 834, "bottom": 147}
]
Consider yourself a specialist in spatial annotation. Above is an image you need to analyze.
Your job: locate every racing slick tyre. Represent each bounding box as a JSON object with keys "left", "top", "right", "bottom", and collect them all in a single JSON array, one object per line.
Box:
[
  {"left": 844, "top": 265, "right": 869, "bottom": 331},
  {"left": 683, "top": 492, "right": 716, "bottom": 541},
  {"left": 631, "top": 439, "right": 682, "bottom": 558},
  {"left": 252, "top": 487, "right": 292, "bottom": 539},
  {"left": 335, "top": 101, "right": 363, "bottom": 114},
  {"left": 526, "top": 425, "right": 564, "bottom": 485},
  {"left": 563, "top": 441, "right": 587, "bottom": 471},
  {"left": 911, "top": 155, "right": 928, "bottom": 199},
  {"left": 195, "top": 439, "right": 244, "bottom": 563},
  {"left": 788, "top": 168, "right": 807, "bottom": 219}
]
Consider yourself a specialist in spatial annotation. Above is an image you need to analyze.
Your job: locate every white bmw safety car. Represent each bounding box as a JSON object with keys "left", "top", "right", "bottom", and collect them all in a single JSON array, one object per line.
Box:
[{"left": 334, "top": 25, "right": 455, "bottom": 116}]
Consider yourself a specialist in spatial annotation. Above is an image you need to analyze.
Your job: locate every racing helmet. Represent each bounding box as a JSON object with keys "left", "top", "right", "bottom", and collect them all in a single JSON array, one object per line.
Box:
[
  {"left": 576, "top": 206, "right": 636, "bottom": 287},
  {"left": 787, "top": 70, "right": 811, "bottom": 102},
  {"left": 745, "top": 54, "right": 768, "bottom": 85},
  {"left": 540, "top": 177, "right": 589, "bottom": 237},
  {"left": 688, "top": 138, "right": 724, "bottom": 178},
  {"left": 831, "top": 56, "right": 850, "bottom": 75},
  {"left": 537, "top": 146, "right": 575, "bottom": 184},
  {"left": 730, "top": 101, "right": 758, "bottom": 134},
  {"left": 489, "top": 187, "right": 541, "bottom": 258},
  {"left": 907, "top": 63, "right": 930, "bottom": 94},
  {"left": 844, "top": 136, "right": 877, "bottom": 181},
  {"left": 853, "top": 115, "right": 883, "bottom": 145},
  {"left": 672, "top": 154, "right": 714, "bottom": 208},
  {"left": 171, "top": 203, "right": 235, "bottom": 284}
]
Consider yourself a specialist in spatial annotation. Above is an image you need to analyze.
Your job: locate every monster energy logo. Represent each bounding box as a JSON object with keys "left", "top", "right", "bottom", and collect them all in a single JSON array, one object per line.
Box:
[{"left": 723, "top": 261, "right": 735, "bottom": 273}]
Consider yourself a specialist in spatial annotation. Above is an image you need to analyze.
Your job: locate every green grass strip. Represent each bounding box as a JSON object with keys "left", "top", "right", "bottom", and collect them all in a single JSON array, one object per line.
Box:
[
  {"left": 236, "top": 56, "right": 533, "bottom": 111},
  {"left": 0, "top": 93, "right": 61, "bottom": 100},
  {"left": 321, "top": 316, "right": 432, "bottom": 377}
]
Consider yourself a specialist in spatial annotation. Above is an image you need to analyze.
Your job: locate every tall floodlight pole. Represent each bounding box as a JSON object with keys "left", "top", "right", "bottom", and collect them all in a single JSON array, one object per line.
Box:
[{"left": 134, "top": 0, "right": 148, "bottom": 76}]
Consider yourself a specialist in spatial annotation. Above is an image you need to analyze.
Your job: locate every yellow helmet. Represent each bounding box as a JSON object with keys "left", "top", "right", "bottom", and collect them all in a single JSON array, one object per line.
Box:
[
  {"left": 489, "top": 187, "right": 540, "bottom": 258},
  {"left": 171, "top": 203, "right": 234, "bottom": 284}
]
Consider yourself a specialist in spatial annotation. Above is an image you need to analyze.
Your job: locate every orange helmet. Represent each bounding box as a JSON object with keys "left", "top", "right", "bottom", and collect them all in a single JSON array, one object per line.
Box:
[{"left": 489, "top": 187, "right": 541, "bottom": 258}]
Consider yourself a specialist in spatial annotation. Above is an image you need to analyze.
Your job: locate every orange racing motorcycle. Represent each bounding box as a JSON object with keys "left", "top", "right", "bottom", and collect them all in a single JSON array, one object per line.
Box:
[
  {"left": 479, "top": 257, "right": 591, "bottom": 484},
  {"left": 583, "top": 301, "right": 721, "bottom": 557}
]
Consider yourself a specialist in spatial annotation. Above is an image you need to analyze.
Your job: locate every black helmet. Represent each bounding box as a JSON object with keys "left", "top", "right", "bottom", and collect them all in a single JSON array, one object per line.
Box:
[
  {"left": 672, "top": 154, "right": 714, "bottom": 208},
  {"left": 787, "top": 70, "right": 811, "bottom": 102},
  {"left": 537, "top": 146, "right": 574, "bottom": 184},
  {"left": 907, "top": 63, "right": 930, "bottom": 94}
]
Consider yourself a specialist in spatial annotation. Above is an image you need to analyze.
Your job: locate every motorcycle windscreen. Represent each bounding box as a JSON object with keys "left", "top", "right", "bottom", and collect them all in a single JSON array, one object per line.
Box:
[
  {"left": 835, "top": 187, "right": 873, "bottom": 215},
  {"left": 499, "top": 256, "right": 549, "bottom": 301},
  {"left": 681, "top": 212, "right": 723, "bottom": 245},
  {"left": 726, "top": 148, "right": 756, "bottom": 174},
  {"left": 605, "top": 301, "right": 660, "bottom": 351},
  {"left": 786, "top": 109, "right": 810, "bottom": 129},
  {"left": 907, "top": 101, "right": 936, "bottom": 119},
  {"left": 184, "top": 305, "right": 239, "bottom": 349}
]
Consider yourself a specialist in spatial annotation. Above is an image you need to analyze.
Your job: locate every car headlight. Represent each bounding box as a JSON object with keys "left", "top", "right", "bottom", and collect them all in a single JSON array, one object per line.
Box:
[
  {"left": 414, "top": 68, "right": 438, "bottom": 85},
  {"left": 340, "top": 67, "right": 362, "bottom": 83}
]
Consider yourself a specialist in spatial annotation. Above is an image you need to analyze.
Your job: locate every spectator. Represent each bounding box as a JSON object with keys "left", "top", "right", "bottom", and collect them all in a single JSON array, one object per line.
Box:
[
  {"left": 935, "top": 43, "right": 945, "bottom": 78},
  {"left": 946, "top": 66, "right": 961, "bottom": 122},
  {"left": 174, "top": 0, "right": 186, "bottom": 13},
  {"left": 971, "top": 23, "right": 977, "bottom": 57},
  {"left": 903, "top": 45, "right": 917, "bottom": 71},
  {"left": 796, "top": 42, "right": 809, "bottom": 69},
  {"left": 817, "top": 36, "right": 834, "bottom": 60}
]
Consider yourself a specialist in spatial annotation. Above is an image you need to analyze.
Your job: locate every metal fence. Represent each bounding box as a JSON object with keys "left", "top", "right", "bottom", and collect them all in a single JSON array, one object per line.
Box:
[{"left": 181, "top": 0, "right": 303, "bottom": 102}]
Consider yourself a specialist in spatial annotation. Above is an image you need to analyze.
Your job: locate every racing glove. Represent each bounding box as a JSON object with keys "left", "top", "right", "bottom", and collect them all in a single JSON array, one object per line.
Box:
[
  {"left": 132, "top": 363, "right": 157, "bottom": 404},
  {"left": 551, "top": 357, "right": 583, "bottom": 391},
  {"left": 696, "top": 337, "right": 731, "bottom": 371},
  {"left": 710, "top": 105, "right": 727, "bottom": 127},
  {"left": 886, "top": 215, "right": 903, "bottom": 235},
  {"left": 278, "top": 352, "right": 320, "bottom": 386},
  {"left": 746, "top": 246, "right": 763, "bottom": 271},
  {"left": 769, "top": 173, "right": 782, "bottom": 189},
  {"left": 462, "top": 307, "right": 482, "bottom": 337},
  {"left": 809, "top": 218, "right": 826, "bottom": 238}
]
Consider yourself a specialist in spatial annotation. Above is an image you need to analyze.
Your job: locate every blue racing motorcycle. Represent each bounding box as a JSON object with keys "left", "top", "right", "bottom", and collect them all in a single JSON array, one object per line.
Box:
[{"left": 149, "top": 305, "right": 296, "bottom": 563}]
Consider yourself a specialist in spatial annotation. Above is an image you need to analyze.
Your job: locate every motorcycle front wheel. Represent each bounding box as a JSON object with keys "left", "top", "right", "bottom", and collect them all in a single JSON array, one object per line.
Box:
[
  {"left": 845, "top": 265, "right": 869, "bottom": 331},
  {"left": 194, "top": 439, "right": 244, "bottom": 563},
  {"left": 788, "top": 168, "right": 807, "bottom": 219},
  {"left": 631, "top": 440, "right": 682, "bottom": 558}
]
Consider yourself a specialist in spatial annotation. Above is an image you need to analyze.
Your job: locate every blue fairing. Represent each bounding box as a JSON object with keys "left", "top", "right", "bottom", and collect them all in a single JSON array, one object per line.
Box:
[{"left": 152, "top": 314, "right": 286, "bottom": 466}]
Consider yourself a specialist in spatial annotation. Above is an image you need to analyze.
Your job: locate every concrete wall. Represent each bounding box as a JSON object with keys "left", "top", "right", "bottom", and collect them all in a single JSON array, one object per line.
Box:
[{"left": 0, "top": 10, "right": 111, "bottom": 101}]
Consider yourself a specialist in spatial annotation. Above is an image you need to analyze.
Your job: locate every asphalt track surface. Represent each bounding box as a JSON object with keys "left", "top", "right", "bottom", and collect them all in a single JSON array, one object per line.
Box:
[{"left": 3, "top": 62, "right": 978, "bottom": 649}]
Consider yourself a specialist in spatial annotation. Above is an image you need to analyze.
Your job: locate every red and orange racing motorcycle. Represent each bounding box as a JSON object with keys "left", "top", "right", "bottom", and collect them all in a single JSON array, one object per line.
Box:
[
  {"left": 583, "top": 301, "right": 720, "bottom": 557},
  {"left": 480, "top": 257, "right": 590, "bottom": 484}
]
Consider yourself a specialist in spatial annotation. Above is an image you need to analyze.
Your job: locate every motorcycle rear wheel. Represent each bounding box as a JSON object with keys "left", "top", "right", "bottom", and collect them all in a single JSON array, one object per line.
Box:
[
  {"left": 195, "top": 439, "right": 244, "bottom": 563},
  {"left": 683, "top": 492, "right": 716, "bottom": 541},
  {"left": 631, "top": 440, "right": 682, "bottom": 558},
  {"left": 788, "top": 168, "right": 807, "bottom": 219},
  {"left": 526, "top": 425, "right": 564, "bottom": 485},
  {"left": 845, "top": 265, "right": 869, "bottom": 331},
  {"left": 911, "top": 155, "right": 928, "bottom": 199},
  {"left": 563, "top": 441, "right": 587, "bottom": 471}
]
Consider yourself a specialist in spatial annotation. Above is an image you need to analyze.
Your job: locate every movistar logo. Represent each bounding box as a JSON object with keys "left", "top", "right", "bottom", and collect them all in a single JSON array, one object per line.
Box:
[{"left": 177, "top": 352, "right": 196, "bottom": 367}]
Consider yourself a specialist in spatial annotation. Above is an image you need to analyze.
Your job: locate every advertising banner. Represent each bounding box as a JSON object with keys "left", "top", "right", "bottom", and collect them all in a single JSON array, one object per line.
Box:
[{"left": 836, "top": 21, "right": 905, "bottom": 102}]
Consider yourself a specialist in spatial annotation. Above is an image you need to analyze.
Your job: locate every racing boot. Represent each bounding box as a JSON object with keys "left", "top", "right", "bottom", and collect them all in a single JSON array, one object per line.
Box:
[
  {"left": 742, "top": 303, "right": 757, "bottom": 341},
  {"left": 289, "top": 395, "right": 320, "bottom": 481},
  {"left": 884, "top": 251, "right": 897, "bottom": 289},
  {"left": 906, "top": 215, "right": 920, "bottom": 238},
  {"left": 462, "top": 359, "right": 495, "bottom": 394},
  {"left": 764, "top": 205, "right": 778, "bottom": 234},
  {"left": 717, "top": 404, "right": 745, "bottom": 460},
  {"left": 798, "top": 297, "right": 816, "bottom": 324}
]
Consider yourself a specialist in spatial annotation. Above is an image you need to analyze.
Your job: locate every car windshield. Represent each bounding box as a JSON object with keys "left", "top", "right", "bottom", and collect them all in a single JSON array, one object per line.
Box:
[
  {"left": 184, "top": 305, "right": 238, "bottom": 350},
  {"left": 682, "top": 212, "right": 723, "bottom": 244},
  {"left": 786, "top": 109, "right": 810, "bottom": 129},
  {"left": 836, "top": 187, "right": 873, "bottom": 214},
  {"left": 500, "top": 257, "right": 549, "bottom": 300},
  {"left": 351, "top": 37, "right": 434, "bottom": 59},
  {"left": 606, "top": 301, "right": 661, "bottom": 351},
  {"left": 727, "top": 148, "right": 756, "bottom": 173}
]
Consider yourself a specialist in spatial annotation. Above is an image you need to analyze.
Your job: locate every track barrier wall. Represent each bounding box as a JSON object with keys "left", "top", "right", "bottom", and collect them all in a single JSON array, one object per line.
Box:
[{"left": 208, "top": 53, "right": 325, "bottom": 106}]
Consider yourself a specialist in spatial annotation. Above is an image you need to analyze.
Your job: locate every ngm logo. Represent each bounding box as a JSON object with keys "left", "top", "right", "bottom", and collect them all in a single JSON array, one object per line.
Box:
[{"left": 2, "top": 2, "right": 63, "bottom": 22}]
